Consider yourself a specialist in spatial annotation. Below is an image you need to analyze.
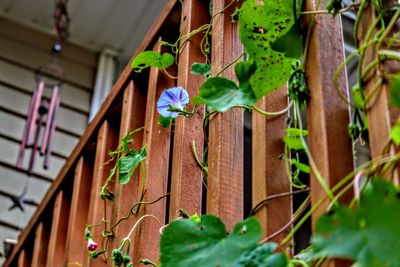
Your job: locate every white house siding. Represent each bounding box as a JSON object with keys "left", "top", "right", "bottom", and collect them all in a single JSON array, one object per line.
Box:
[{"left": 0, "top": 17, "right": 96, "bottom": 264}]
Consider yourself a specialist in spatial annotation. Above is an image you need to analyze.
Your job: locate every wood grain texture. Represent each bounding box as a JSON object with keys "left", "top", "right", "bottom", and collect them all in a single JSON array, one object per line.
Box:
[
  {"left": 252, "top": 87, "right": 292, "bottom": 242},
  {"left": 169, "top": 0, "right": 208, "bottom": 219},
  {"left": 65, "top": 156, "right": 93, "bottom": 265},
  {"left": 108, "top": 81, "right": 146, "bottom": 262},
  {"left": 206, "top": 0, "right": 244, "bottom": 230},
  {"left": 359, "top": 6, "right": 399, "bottom": 181},
  {"left": 45, "top": 190, "right": 70, "bottom": 267},
  {"left": 17, "top": 249, "right": 30, "bottom": 267},
  {"left": 134, "top": 41, "right": 174, "bottom": 265},
  {"left": 305, "top": 0, "right": 354, "bottom": 234},
  {"left": 3, "top": 2, "right": 178, "bottom": 264},
  {"left": 31, "top": 222, "right": 49, "bottom": 267},
  {"left": 86, "top": 120, "right": 118, "bottom": 267}
]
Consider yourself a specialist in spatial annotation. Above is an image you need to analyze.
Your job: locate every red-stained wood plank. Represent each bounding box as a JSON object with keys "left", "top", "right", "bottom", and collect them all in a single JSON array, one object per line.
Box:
[
  {"left": 206, "top": 0, "right": 244, "bottom": 230},
  {"left": 252, "top": 87, "right": 292, "bottom": 242},
  {"left": 304, "top": 0, "right": 354, "bottom": 226},
  {"left": 86, "top": 120, "right": 118, "bottom": 267},
  {"left": 169, "top": 0, "right": 208, "bottom": 219},
  {"left": 134, "top": 40, "right": 174, "bottom": 264},
  {"left": 3, "top": 2, "right": 178, "bottom": 265},
  {"left": 46, "top": 190, "right": 70, "bottom": 267},
  {"left": 31, "top": 222, "right": 49, "bottom": 267},
  {"left": 109, "top": 81, "right": 146, "bottom": 260},
  {"left": 65, "top": 156, "right": 93, "bottom": 266},
  {"left": 17, "top": 249, "right": 30, "bottom": 267},
  {"left": 359, "top": 6, "right": 400, "bottom": 182}
]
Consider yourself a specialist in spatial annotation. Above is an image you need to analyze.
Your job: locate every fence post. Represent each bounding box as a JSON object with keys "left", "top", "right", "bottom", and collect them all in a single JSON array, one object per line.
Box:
[
  {"left": 252, "top": 86, "right": 292, "bottom": 242},
  {"left": 169, "top": 0, "right": 208, "bottom": 218},
  {"left": 207, "top": 0, "right": 244, "bottom": 230}
]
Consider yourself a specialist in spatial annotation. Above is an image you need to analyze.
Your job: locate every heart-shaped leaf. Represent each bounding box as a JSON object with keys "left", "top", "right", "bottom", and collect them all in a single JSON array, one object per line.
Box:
[
  {"left": 192, "top": 61, "right": 257, "bottom": 111},
  {"left": 131, "top": 51, "right": 174, "bottom": 73},
  {"left": 160, "top": 215, "right": 262, "bottom": 267},
  {"left": 117, "top": 147, "right": 147, "bottom": 184},
  {"left": 311, "top": 179, "right": 400, "bottom": 267},
  {"left": 191, "top": 62, "right": 211, "bottom": 76}
]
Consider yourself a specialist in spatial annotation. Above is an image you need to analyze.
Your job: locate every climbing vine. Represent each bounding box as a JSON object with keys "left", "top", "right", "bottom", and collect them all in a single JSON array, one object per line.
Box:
[{"left": 85, "top": 0, "right": 400, "bottom": 266}]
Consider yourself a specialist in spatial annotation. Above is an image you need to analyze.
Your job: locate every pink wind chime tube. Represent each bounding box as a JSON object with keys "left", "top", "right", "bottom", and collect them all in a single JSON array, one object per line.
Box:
[
  {"left": 44, "top": 86, "right": 60, "bottom": 169},
  {"left": 16, "top": 81, "right": 45, "bottom": 169}
]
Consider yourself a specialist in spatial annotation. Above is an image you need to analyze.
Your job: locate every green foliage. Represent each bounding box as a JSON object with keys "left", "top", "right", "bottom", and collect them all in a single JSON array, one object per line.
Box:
[
  {"left": 283, "top": 128, "right": 308, "bottom": 151},
  {"left": 326, "top": 0, "right": 343, "bottom": 16},
  {"left": 271, "top": 20, "right": 303, "bottom": 58},
  {"left": 389, "top": 74, "right": 400, "bottom": 108},
  {"left": 289, "top": 67, "right": 309, "bottom": 109},
  {"left": 131, "top": 51, "right": 174, "bottom": 73},
  {"left": 191, "top": 62, "right": 211, "bottom": 76},
  {"left": 239, "top": 0, "right": 300, "bottom": 99},
  {"left": 233, "top": 243, "right": 288, "bottom": 267},
  {"left": 160, "top": 215, "right": 262, "bottom": 267},
  {"left": 117, "top": 147, "right": 147, "bottom": 184},
  {"left": 390, "top": 123, "right": 400, "bottom": 146},
  {"left": 158, "top": 115, "right": 174, "bottom": 128},
  {"left": 291, "top": 158, "right": 310, "bottom": 174},
  {"left": 192, "top": 61, "right": 257, "bottom": 111},
  {"left": 312, "top": 179, "right": 400, "bottom": 267}
]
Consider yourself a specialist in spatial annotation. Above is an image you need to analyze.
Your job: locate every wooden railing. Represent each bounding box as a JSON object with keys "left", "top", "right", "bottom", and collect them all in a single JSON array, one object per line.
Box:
[{"left": 4, "top": 0, "right": 395, "bottom": 266}]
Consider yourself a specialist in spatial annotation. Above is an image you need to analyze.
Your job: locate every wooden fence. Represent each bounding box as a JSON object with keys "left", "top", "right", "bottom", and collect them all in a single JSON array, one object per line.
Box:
[{"left": 4, "top": 0, "right": 396, "bottom": 266}]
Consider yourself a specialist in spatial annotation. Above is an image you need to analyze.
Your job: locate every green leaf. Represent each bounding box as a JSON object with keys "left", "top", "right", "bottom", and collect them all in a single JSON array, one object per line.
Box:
[
  {"left": 390, "top": 123, "right": 400, "bottom": 146},
  {"left": 311, "top": 179, "right": 400, "bottom": 267},
  {"left": 192, "top": 61, "right": 257, "bottom": 111},
  {"left": 271, "top": 20, "right": 303, "bottom": 58},
  {"left": 389, "top": 74, "right": 400, "bottom": 108},
  {"left": 239, "top": 0, "right": 299, "bottom": 99},
  {"left": 291, "top": 159, "right": 310, "bottom": 174},
  {"left": 158, "top": 115, "right": 173, "bottom": 128},
  {"left": 283, "top": 136, "right": 304, "bottom": 151},
  {"left": 285, "top": 128, "right": 308, "bottom": 137},
  {"left": 117, "top": 147, "right": 147, "bottom": 184},
  {"left": 131, "top": 51, "right": 174, "bottom": 73},
  {"left": 233, "top": 243, "right": 288, "bottom": 267},
  {"left": 191, "top": 62, "right": 211, "bottom": 76},
  {"left": 160, "top": 215, "right": 262, "bottom": 267}
]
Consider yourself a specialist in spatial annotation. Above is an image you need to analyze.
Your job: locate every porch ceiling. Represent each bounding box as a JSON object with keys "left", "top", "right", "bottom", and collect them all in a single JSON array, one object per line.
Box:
[{"left": 0, "top": 0, "right": 169, "bottom": 58}]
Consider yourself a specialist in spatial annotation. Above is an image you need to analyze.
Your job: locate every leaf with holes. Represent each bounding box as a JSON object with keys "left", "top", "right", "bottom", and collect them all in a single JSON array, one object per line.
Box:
[
  {"left": 239, "top": 0, "right": 299, "bottom": 99},
  {"left": 131, "top": 51, "right": 174, "bottom": 73},
  {"left": 160, "top": 215, "right": 262, "bottom": 267},
  {"left": 311, "top": 179, "right": 400, "bottom": 267},
  {"left": 192, "top": 61, "right": 257, "bottom": 111},
  {"left": 117, "top": 147, "right": 147, "bottom": 184}
]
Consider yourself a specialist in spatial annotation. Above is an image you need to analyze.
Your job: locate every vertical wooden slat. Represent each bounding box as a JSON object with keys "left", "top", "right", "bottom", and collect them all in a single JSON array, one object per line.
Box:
[
  {"left": 359, "top": 5, "right": 399, "bottom": 178},
  {"left": 65, "top": 156, "right": 93, "bottom": 265},
  {"left": 17, "top": 249, "right": 30, "bottom": 267},
  {"left": 252, "top": 87, "right": 292, "bottom": 242},
  {"left": 135, "top": 40, "right": 174, "bottom": 263},
  {"left": 46, "top": 190, "right": 70, "bottom": 267},
  {"left": 305, "top": 0, "right": 354, "bottom": 225},
  {"left": 109, "top": 81, "right": 145, "bottom": 258},
  {"left": 206, "top": 0, "right": 244, "bottom": 230},
  {"left": 87, "top": 120, "right": 118, "bottom": 267},
  {"left": 31, "top": 222, "right": 49, "bottom": 267},
  {"left": 169, "top": 0, "right": 208, "bottom": 218}
]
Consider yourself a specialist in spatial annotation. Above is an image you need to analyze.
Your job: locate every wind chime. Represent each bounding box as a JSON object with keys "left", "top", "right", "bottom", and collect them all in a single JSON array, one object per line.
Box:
[{"left": 11, "top": 0, "right": 70, "bottom": 211}]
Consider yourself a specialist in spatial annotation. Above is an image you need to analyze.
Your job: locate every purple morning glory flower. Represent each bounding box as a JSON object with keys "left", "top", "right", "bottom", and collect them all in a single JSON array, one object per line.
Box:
[{"left": 157, "top": 87, "right": 189, "bottom": 118}]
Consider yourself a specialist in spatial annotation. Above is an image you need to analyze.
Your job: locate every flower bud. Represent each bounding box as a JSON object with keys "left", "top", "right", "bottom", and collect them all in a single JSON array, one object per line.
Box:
[{"left": 87, "top": 239, "right": 98, "bottom": 251}]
